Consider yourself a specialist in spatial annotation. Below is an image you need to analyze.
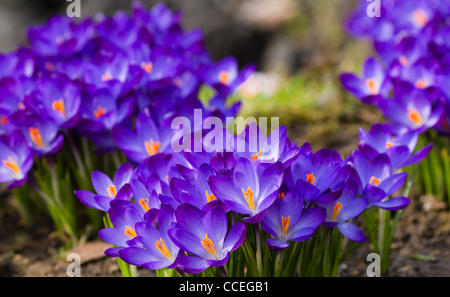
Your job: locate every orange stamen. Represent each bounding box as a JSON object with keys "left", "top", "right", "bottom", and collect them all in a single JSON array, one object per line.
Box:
[
  {"left": 124, "top": 226, "right": 137, "bottom": 239},
  {"left": 144, "top": 139, "right": 161, "bottom": 157},
  {"left": 407, "top": 107, "right": 423, "bottom": 126},
  {"left": 206, "top": 190, "right": 217, "bottom": 203},
  {"left": 385, "top": 141, "right": 394, "bottom": 149},
  {"left": 101, "top": 72, "right": 113, "bottom": 81},
  {"left": 52, "top": 99, "right": 66, "bottom": 117},
  {"left": 1, "top": 115, "right": 8, "bottom": 126},
  {"left": 2, "top": 156, "right": 20, "bottom": 175},
  {"left": 107, "top": 185, "right": 117, "bottom": 198},
  {"left": 201, "top": 233, "right": 216, "bottom": 257},
  {"left": 94, "top": 106, "right": 106, "bottom": 118},
  {"left": 29, "top": 127, "right": 43, "bottom": 148},
  {"left": 140, "top": 62, "right": 153, "bottom": 74},
  {"left": 415, "top": 79, "right": 427, "bottom": 89},
  {"left": 139, "top": 198, "right": 150, "bottom": 212},
  {"left": 219, "top": 71, "right": 229, "bottom": 85},
  {"left": 155, "top": 238, "right": 172, "bottom": 260},
  {"left": 369, "top": 176, "right": 381, "bottom": 186},
  {"left": 365, "top": 78, "right": 377, "bottom": 95},
  {"left": 242, "top": 187, "right": 255, "bottom": 211},
  {"left": 399, "top": 55, "right": 408, "bottom": 66},
  {"left": 278, "top": 192, "right": 285, "bottom": 199},
  {"left": 281, "top": 216, "right": 290, "bottom": 234},
  {"left": 306, "top": 173, "right": 315, "bottom": 185},
  {"left": 18, "top": 103, "right": 25, "bottom": 110},
  {"left": 251, "top": 148, "right": 262, "bottom": 162},
  {"left": 332, "top": 202, "right": 342, "bottom": 221},
  {"left": 413, "top": 10, "right": 428, "bottom": 27}
]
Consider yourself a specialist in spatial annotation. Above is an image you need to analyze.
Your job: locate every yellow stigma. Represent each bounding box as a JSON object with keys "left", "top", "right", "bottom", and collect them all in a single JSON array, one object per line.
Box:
[
  {"left": 201, "top": 233, "right": 216, "bottom": 257},
  {"left": 281, "top": 215, "right": 290, "bottom": 234},
  {"left": 107, "top": 185, "right": 117, "bottom": 198},
  {"left": 18, "top": 102, "right": 25, "bottom": 110},
  {"left": 365, "top": 78, "right": 377, "bottom": 95},
  {"left": 29, "top": 127, "right": 44, "bottom": 148},
  {"left": 206, "top": 190, "right": 217, "bottom": 203},
  {"left": 413, "top": 10, "right": 427, "bottom": 27},
  {"left": 399, "top": 55, "right": 408, "bottom": 66},
  {"left": 251, "top": 148, "right": 262, "bottom": 162},
  {"left": 369, "top": 176, "right": 381, "bottom": 186},
  {"left": 124, "top": 226, "right": 137, "bottom": 239},
  {"left": 141, "top": 62, "right": 153, "bottom": 74},
  {"left": 407, "top": 107, "right": 423, "bottom": 126},
  {"left": 156, "top": 238, "right": 172, "bottom": 260},
  {"left": 332, "top": 202, "right": 342, "bottom": 221},
  {"left": 94, "top": 106, "right": 106, "bottom": 118},
  {"left": 306, "top": 173, "right": 315, "bottom": 185},
  {"left": 101, "top": 72, "right": 113, "bottom": 82},
  {"left": 415, "top": 79, "right": 427, "bottom": 89},
  {"left": 52, "top": 99, "right": 66, "bottom": 117},
  {"left": 1, "top": 115, "right": 8, "bottom": 126},
  {"left": 242, "top": 187, "right": 255, "bottom": 211},
  {"left": 145, "top": 139, "right": 161, "bottom": 157},
  {"left": 219, "top": 71, "right": 229, "bottom": 85},
  {"left": 2, "top": 156, "right": 20, "bottom": 175},
  {"left": 385, "top": 141, "right": 394, "bottom": 149},
  {"left": 139, "top": 198, "right": 150, "bottom": 212},
  {"left": 278, "top": 192, "right": 285, "bottom": 199}
]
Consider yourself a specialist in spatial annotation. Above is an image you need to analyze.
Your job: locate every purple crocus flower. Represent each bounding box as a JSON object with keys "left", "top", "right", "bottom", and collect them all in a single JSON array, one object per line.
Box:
[
  {"left": 111, "top": 111, "right": 171, "bottom": 164},
  {"left": 11, "top": 113, "right": 64, "bottom": 155},
  {"left": 117, "top": 204, "right": 183, "bottom": 270},
  {"left": 260, "top": 190, "right": 326, "bottom": 251},
  {"left": 98, "top": 200, "right": 145, "bottom": 257},
  {"left": 24, "top": 73, "right": 81, "bottom": 129},
  {"left": 168, "top": 203, "right": 246, "bottom": 274},
  {"left": 0, "top": 49, "right": 35, "bottom": 79},
  {"left": 350, "top": 150, "right": 408, "bottom": 197},
  {"left": 363, "top": 184, "right": 410, "bottom": 211},
  {"left": 77, "top": 88, "right": 135, "bottom": 133},
  {"left": 0, "top": 130, "right": 33, "bottom": 189},
  {"left": 358, "top": 123, "right": 433, "bottom": 172},
  {"left": 170, "top": 163, "right": 224, "bottom": 213},
  {"left": 233, "top": 122, "right": 300, "bottom": 168},
  {"left": 285, "top": 148, "right": 352, "bottom": 205},
  {"left": 27, "top": 15, "right": 94, "bottom": 57},
  {"left": 203, "top": 56, "right": 255, "bottom": 96},
  {"left": 340, "top": 56, "right": 391, "bottom": 104},
  {"left": 378, "top": 81, "right": 444, "bottom": 133},
  {"left": 208, "top": 157, "right": 284, "bottom": 223},
  {"left": 74, "top": 162, "right": 135, "bottom": 212},
  {"left": 316, "top": 182, "right": 368, "bottom": 242}
]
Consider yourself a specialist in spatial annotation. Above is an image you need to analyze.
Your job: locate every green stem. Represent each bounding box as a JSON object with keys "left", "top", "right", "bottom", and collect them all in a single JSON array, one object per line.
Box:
[{"left": 255, "top": 223, "right": 263, "bottom": 276}]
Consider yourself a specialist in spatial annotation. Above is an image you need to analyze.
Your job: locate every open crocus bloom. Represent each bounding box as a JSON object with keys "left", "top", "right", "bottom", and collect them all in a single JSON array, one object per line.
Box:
[
  {"left": 340, "top": 56, "right": 391, "bottom": 104},
  {"left": 208, "top": 157, "right": 284, "bottom": 223},
  {"left": 168, "top": 203, "right": 246, "bottom": 274},
  {"left": 261, "top": 190, "right": 326, "bottom": 251},
  {"left": 316, "top": 182, "right": 368, "bottom": 242},
  {"left": 0, "top": 130, "right": 33, "bottom": 189},
  {"left": 74, "top": 162, "right": 135, "bottom": 212}
]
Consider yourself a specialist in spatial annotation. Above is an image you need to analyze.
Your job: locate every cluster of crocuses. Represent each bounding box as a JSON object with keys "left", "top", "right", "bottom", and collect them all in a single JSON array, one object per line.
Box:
[
  {"left": 0, "top": 1, "right": 435, "bottom": 277},
  {"left": 74, "top": 108, "right": 430, "bottom": 276},
  {"left": 341, "top": 0, "right": 449, "bottom": 136},
  {"left": 0, "top": 1, "right": 254, "bottom": 190}
]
